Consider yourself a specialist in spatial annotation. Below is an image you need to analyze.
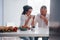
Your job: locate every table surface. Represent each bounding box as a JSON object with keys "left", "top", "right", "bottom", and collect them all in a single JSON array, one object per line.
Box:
[{"left": 0, "top": 27, "right": 49, "bottom": 37}]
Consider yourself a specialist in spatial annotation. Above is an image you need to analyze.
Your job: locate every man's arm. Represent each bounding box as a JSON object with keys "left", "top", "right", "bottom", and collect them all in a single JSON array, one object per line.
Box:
[
  {"left": 44, "top": 17, "right": 48, "bottom": 25},
  {"left": 40, "top": 15, "right": 48, "bottom": 25}
]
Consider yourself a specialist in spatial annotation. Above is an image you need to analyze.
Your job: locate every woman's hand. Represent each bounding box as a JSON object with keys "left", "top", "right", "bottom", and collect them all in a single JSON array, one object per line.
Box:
[
  {"left": 31, "top": 15, "right": 35, "bottom": 26},
  {"left": 24, "top": 15, "right": 32, "bottom": 26},
  {"left": 22, "top": 25, "right": 30, "bottom": 29},
  {"left": 28, "top": 15, "right": 32, "bottom": 19},
  {"left": 33, "top": 16, "right": 35, "bottom": 19}
]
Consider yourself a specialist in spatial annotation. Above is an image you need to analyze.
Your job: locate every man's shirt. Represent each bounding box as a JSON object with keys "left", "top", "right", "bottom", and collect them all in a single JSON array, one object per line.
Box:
[{"left": 35, "top": 14, "right": 49, "bottom": 27}]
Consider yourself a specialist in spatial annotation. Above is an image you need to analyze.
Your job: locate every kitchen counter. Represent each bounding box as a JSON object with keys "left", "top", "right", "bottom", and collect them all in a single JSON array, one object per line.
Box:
[{"left": 0, "top": 27, "right": 49, "bottom": 37}]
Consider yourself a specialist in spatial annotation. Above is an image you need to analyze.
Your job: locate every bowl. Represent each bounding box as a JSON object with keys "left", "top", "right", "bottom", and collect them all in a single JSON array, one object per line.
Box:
[{"left": 19, "top": 27, "right": 27, "bottom": 31}]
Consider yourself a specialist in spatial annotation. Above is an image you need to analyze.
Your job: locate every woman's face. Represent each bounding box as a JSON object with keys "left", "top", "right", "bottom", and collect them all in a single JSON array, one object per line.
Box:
[{"left": 26, "top": 9, "right": 32, "bottom": 16}]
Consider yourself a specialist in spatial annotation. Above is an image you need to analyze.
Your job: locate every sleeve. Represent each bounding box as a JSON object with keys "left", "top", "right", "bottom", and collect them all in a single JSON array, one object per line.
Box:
[{"left": 20, "top": 15, "right": 26, "bottom": 26}]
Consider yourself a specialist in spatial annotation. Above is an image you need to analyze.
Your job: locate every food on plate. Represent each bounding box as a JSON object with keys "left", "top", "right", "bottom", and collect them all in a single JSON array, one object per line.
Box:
[{"left": 0, "top": 26, "right": 18, "bottom": 32}]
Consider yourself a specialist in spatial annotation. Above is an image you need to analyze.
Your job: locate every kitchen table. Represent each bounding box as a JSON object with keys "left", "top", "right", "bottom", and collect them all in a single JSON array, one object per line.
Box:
[{"left": 0, "top": 27, "right": 49, "bottom": 40}]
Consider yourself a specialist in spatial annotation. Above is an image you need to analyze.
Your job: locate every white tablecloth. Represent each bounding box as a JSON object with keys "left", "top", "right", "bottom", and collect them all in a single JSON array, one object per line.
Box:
[{"left": 0, "top": 27, "right": 49, "bottom": 40}]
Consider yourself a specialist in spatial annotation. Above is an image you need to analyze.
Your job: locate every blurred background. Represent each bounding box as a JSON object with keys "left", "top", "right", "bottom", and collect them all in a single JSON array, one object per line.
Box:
[
  {"left": 49, "top": 0, "right": 60, "bottom": 40},
  {"left": 0, "top": 0, "right": 50, "bottom": 27},
  {"left": 0, "top": 0, "right": 60, "bottom": 40}
]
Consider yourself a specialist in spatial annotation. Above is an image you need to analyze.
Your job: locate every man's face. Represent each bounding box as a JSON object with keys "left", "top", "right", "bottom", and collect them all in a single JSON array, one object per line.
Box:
[
  {"left": 26, "top": 9, "right": 32, "bottom": 16},
  {"left": 40, "top": 8, "right": 47, "bottom": 16}
]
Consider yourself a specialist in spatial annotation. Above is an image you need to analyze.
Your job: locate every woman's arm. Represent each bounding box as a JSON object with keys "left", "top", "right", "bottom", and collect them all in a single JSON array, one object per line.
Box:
[
  {"left": 24, "top": 15, "right": 32, "bottom": 26},
  {"left": 31, "top": 16, "right": 35, "bottom": 26},
  {"left": 22, "top": 15, "right": 32, "bottom": 29}
]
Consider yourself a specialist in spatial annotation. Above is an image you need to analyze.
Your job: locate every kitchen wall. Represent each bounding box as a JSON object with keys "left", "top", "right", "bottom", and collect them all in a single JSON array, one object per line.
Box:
[
  {"left": 2, "top": 0, "right": 60, "bottom": 27},
  {"left": 3, "top": 0, "right": 27, "bottom": 26},
  {"left": 0, "top": 0, "right": 3, "bottom": 26},
  {"left": 0, "top": 0, "right": 3, "bottom": 40}
]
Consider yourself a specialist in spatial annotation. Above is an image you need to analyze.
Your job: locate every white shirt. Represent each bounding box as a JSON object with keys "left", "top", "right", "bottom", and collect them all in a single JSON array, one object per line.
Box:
[
  {"left": 35, "top": 14, "right": 49, "bottom": 27},
  {"left": 20, "top": 15, "right": 33, "bottom": 27}
]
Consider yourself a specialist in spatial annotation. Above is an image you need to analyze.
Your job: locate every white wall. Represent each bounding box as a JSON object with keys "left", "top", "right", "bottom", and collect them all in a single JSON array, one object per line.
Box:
[
  {"left": 0, "top": 0, "right": 3, "bottom": 39},
  {"left": 4, "top": 0, "right": 27, "bottom": 26},
  {"left": 28, "top": 0, "right": 50, "bottom": 15},
  {"left": 0, "top": 0, "right": 3, "bottom": 26}
]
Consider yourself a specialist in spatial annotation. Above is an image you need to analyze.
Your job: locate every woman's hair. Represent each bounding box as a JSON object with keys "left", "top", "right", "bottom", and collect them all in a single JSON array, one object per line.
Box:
[{"left": 22, "top": 5, "right": 32, "bottom": 15}]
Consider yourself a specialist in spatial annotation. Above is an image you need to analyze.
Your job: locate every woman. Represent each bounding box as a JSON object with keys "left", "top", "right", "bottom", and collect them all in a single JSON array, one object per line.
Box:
[{"left": 20, "top": 5, "right": 34, "bottom": 40}]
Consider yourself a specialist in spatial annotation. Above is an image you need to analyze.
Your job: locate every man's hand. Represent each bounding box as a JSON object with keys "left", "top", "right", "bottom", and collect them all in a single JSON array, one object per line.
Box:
[
  {"left": 40, "top": 15, "right": 48, "bottom": 25},
  {"left": 40, "top": 15, "right": 45, "bottom": 19}
]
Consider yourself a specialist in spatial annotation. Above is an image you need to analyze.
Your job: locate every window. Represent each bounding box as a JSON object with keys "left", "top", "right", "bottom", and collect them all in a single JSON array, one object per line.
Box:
[{"left": 28, "top": 0, "right": 50, "bottom": 15}]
